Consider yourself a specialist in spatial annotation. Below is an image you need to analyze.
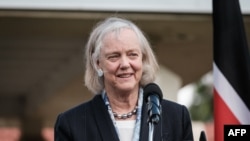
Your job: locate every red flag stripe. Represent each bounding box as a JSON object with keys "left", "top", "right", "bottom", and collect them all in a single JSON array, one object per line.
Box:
[
  {"left": 213, "top": 63, "right": 250, "bottom": 124},
  {"left": 214, "top": 88, "right": 240, "bottom": 141}
]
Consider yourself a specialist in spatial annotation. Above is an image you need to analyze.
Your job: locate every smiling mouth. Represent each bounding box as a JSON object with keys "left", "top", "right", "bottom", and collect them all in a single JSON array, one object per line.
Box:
[{"left": 117, "top": 73, "right": 133, "bottom": 78}]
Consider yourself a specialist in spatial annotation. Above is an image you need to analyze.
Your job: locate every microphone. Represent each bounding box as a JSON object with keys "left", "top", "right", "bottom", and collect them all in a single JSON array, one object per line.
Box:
[
  {"left": 143, "top": 83, "right": 163, "bottom": 124},
  {"left": 199, "top": 131, "right": 207, "bottom": 141}
]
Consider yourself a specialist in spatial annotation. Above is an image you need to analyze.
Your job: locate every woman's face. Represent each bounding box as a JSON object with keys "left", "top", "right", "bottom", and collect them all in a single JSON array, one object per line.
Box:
[{"left": 98, "top": 28, "right": 143, "bottom": 93}]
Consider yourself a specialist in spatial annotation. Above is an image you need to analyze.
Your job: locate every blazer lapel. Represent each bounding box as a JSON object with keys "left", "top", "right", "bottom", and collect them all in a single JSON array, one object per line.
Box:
[
  {"left": 91, "top": 95, "right": 120, "bottom": 141},
  {"left": 139, "top": 101, "right": 149, "bottom": 141}
]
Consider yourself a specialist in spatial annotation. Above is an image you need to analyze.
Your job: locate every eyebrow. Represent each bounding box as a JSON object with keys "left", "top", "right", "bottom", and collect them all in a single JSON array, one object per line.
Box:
[{"left": 105, "top": 48, "right": 141, "bottom": 54}]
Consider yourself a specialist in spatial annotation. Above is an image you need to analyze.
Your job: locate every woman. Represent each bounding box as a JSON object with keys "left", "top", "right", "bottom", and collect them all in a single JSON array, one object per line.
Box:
[{"left": 55, "top": 17, "right": 194, "bottom": 141}]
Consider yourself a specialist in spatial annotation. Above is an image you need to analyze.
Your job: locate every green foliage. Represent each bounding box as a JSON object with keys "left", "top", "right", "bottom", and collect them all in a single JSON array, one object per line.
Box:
[{"left": 189, "top": 81, "right": 213, "bottom": 122}]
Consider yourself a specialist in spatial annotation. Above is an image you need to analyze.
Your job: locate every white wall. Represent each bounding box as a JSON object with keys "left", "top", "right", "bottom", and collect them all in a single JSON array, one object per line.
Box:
[
  {"left": 0, "top": 0, "right": 249, "bottom": 14},
  {"left": 155, "top": 65, "right": 182, "bottom": 102}
]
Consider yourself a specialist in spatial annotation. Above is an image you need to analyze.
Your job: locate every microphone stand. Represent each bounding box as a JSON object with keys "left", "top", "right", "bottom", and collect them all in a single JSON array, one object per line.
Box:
[
  {"left": 148, "top": 122, "right": 154, "bottom": 141},
  {"left": 147, "top": 111, "right": 160, "bottom": 141}
]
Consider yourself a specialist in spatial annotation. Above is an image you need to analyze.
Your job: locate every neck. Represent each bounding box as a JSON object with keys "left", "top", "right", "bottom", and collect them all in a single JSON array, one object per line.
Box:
[{"left": 105, "top": 87, "right": 139, "bottom": 116}]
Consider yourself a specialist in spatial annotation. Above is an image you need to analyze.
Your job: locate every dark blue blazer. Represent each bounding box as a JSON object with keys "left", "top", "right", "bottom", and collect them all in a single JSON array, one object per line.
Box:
[{"left": 55, "top": 94, "right": 193, "bottom": 141}]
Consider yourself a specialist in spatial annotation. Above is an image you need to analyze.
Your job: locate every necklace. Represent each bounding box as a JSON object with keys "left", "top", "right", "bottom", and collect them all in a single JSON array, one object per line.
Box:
[
  {"left": 113, "top": 106, "right": 138, "bottom": 119},
  {"left": 102, "top": 89, "right": 143, "bottom": 141}
]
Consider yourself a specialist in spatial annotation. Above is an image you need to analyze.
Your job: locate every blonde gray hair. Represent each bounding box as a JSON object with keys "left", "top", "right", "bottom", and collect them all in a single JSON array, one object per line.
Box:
[{"left": 84, "top": 17, "right": 159, "bottom": 94}]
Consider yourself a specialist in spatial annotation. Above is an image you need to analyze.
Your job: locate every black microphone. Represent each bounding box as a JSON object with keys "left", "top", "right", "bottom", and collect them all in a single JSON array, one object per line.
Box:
[
  {"left": 199, "top": 131, "right": 207, "bottom": 141},
  {"left": 144, "top": 83, "right": 163, "bottom": 124}
]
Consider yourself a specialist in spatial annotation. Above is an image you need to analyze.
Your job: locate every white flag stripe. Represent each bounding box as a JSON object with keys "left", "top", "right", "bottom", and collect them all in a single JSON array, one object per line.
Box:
[{"left": 213, "top": 62, "right": 250, "bottom": 124}]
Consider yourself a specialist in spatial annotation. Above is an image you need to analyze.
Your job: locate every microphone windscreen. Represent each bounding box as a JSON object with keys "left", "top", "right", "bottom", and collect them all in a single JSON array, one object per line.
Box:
[
  {"left": 199, "top": 131, "right": 207, "bottom": 141},
  {"left": 143, "top": 83, "right": 163, "bottom": 102}
]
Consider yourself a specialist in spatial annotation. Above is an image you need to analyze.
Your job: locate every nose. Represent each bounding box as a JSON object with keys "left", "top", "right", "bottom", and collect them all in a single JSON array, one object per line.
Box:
[{"left": 120, "top": 56, "right": 130, "bottom": 70}]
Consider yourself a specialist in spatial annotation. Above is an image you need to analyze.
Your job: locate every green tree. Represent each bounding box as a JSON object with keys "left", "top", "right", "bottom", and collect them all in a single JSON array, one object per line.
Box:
[{"left": 189, "top": 81, "right": 213, "bottom": 122}]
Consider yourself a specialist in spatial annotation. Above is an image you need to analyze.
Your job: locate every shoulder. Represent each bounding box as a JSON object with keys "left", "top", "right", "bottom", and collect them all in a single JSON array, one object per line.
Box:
[
  {"left": 54, "top": 94, "right": 107, "bottom": 140},
  {"left": 161, "top": 99, "right": 186, "bottom": 109},
  {"left": 161, "top": 99, "right": 190, "bottom": 117},
  {"left": 160, "top": 100, "right": 193, "bottom": 140},
  {"left": 56, "top": 100, "right": 90, "bottom": 124},
  {"left": 57, "top": 95, "right": 102, "bottom": 120}
]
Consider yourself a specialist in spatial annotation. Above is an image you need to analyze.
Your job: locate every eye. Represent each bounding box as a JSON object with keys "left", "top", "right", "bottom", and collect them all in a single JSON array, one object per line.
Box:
[
  {"left": 130, "top": 53, "right": 138, "bottom": 56},
  {"left": 108, "top": 54, "right": 120, "bottom": 61},
  {"left": 109, "top": 54, "right": 119, "bottom": 58},
  {"left": 128, "top": 52, "right": 139, "bottom": 59}
]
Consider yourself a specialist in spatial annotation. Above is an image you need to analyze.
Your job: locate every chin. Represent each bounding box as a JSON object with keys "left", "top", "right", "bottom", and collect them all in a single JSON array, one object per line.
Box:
[{"left": 116, "top": 82, "right": 139, "bottom": 92}]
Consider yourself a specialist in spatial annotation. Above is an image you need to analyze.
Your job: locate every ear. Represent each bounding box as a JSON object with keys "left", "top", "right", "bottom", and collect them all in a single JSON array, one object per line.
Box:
[
  {"left": 96, "top": 60, "right": 104, "bottom": 77},
  {"left": 96, "top": 59, "right": 102, "bottom": 69}
]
